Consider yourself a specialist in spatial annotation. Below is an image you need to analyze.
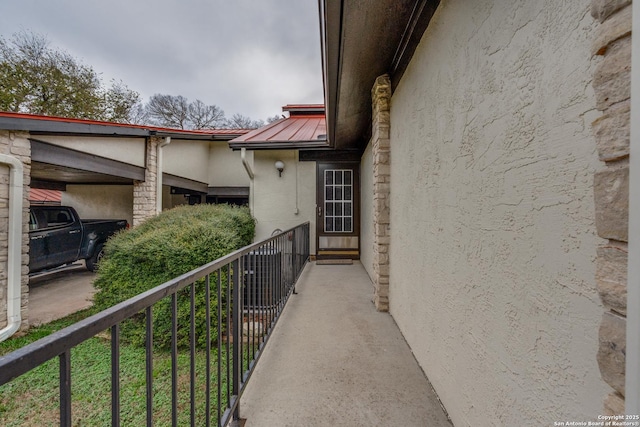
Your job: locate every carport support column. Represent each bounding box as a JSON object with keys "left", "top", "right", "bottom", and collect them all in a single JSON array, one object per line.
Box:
[
  {"left": 371, "top": 75, "right": 391, "bottom": 312},
  {"left": 0, "top": 131, "right": 31, "bottom": 332},
  {"left": 133, "top": 137, "right": 160, "bottom": 227}
]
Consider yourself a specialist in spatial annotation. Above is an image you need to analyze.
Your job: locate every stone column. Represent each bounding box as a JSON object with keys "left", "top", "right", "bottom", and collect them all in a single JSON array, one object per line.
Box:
[
  {"left": 0, "top": 131, "right": 31, "bottom": 332},
  {"left": 371, "top": 75, "right": 391, "bottom": 312},
  {"left": 133, "top": 137, "right": 159, "bottom": 227},
  {"left": 591, "top": 0, "right": 632, "bottom": 414}
]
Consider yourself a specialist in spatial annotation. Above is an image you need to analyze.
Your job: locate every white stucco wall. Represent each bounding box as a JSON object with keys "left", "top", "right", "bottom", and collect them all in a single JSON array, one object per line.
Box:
[
  {"left": 62, "top": 185, "right": 133, "bottom": 225},
  {"left": 35, "top": 135, "right": 146, "bottom": 167},
  {"left": 252, "top": 150, "right": 316, "bottom": 254},
  {"left": 208, "top": 142, "right": 251, "bottom": 187},
  {"left": 388, "top": 1, "right": 608, "bottom": 425},
  {"left": 163, "top": 139, "right": 209, "bottom": 183},
  {"left": 360, "top": 143, "right": 374, "bottom": 281}
]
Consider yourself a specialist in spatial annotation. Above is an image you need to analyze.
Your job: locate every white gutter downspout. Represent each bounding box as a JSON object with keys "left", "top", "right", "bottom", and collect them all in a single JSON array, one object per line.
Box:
[
  {"left": 156, "top": 137, "right": 171, "bottom": 214},
  {"left": 240, "top": 148, "right": 255, "bottom": 215},
  {"left": 0, "top": 153, "right": 23, "bottom": 342},
  {"left": 241, "top": 148, "right": 254, "bottom": 180},
  {"left": 626, "top": 2, "right": 640, "bottom": 413}
]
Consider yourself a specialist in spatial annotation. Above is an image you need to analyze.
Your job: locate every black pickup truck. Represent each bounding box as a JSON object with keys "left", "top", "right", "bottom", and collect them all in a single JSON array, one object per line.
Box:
[{"left": 29, "top": 206, "right": 128, "bottom": 274}]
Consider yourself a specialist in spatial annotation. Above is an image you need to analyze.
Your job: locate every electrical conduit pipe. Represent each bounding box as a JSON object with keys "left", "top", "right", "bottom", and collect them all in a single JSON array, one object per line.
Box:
[{"left": 0, "top": 153, "right": 23, "bottom": 342}]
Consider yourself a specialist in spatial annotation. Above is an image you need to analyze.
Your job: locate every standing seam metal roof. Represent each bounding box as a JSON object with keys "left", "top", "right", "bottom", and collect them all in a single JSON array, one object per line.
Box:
[{"left": 230, "top": 104, "right": 326, "bottom": 145}]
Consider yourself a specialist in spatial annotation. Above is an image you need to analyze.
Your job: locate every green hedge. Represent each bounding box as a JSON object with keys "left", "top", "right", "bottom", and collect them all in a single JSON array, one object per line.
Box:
[{"left": 93, "top": 204, "right": 255, "bottom": 349}]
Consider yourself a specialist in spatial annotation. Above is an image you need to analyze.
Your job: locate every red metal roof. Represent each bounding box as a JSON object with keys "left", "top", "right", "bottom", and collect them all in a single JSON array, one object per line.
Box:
[
  {"left": 229, "top": 105, "right": 327, "bottom": 149},
  {"left": 29, "top": 188, "right": 62, "bottom": 204},
  {"left": 0, "top": 111, "right": 251, "bottom": 137}
]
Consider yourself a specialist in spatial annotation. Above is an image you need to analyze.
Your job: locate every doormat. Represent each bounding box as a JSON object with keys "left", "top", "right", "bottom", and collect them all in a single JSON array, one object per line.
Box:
[{"left": 316, "top": 259, "right": 353, "bottom": 265}]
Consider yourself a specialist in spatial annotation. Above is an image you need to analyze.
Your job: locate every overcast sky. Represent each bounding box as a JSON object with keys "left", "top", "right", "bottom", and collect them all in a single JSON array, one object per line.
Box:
[{"left": 0, "top": 0, "right": 324, "bottom": 122}]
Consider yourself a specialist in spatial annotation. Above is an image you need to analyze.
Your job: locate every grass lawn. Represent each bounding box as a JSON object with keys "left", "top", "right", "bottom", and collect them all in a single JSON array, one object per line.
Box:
[{"left": 0, "top": 308, "right": 237, "bottom": 426}]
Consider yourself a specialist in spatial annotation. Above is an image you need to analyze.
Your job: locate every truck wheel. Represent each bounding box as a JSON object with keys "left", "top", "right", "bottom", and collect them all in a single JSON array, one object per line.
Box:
[{"left": 86, "top": 243, "right": 104, "bottom": 272}]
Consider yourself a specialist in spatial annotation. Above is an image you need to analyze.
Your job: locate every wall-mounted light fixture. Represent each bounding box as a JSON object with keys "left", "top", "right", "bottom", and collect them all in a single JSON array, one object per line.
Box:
[{"left": 275, "top": 160, "right": 285, "bottom": 177}]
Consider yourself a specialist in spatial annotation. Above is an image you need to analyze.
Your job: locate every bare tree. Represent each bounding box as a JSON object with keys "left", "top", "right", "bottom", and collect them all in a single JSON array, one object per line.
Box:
[
  {"left": 145, "top": 94, "right": 227, "bottom": 129},
  {"left": 266, "top": 114, "right": 283, "bottom": 124},
  {"left": 127, "top": 102, "right": 149, "bottom": 125},
  {"left": 225, "top": 113, "right": 264, "bottom": 129},
  {"left": 146, "top": 94, "right": 189, "bottom": 129},
  {"left": 188, "top": 99, "right": 225, "bottom": 129}
]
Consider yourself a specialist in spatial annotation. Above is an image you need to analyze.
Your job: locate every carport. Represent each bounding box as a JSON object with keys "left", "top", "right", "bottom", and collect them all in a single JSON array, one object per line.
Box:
[{"left": 0, "top": 112, "right": 248, "bottom": 335}]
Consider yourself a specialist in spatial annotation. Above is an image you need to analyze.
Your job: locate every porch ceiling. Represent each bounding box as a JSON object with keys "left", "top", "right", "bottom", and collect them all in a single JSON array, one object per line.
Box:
[
  {"left": 31, "top": 162, "right": 135, "bottom": 189},
  {"left": 30, "top": 139, "right": 145, "bottom": 189},
  {"left": 29, "top": 139, "right": 146, "bottom": 189},
  {"left": 321, "top": 0, "right": 440, "bottom": 151}
]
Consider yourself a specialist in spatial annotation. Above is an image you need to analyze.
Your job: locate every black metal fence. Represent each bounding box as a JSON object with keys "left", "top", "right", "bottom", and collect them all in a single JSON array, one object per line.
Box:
[{"left": 0, "top": 222, "right": 310, "bottom": 427}]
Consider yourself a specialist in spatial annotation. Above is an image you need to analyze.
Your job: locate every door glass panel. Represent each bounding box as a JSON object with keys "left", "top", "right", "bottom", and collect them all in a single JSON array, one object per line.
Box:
[
  {"left": 325, "top": 218, "right": 333, "bottom": 232},
  {"left": 326, "top": 170, "right": 333, "bottom": 185},
  {"left": 326, "top": 202, "right": 334, "bottom": 216},
  {"left": 325, "top": 186, "right": 333, "bottom": 201},
  {"left": 324, "top": 169, "right": 353, "bottom": 233}
]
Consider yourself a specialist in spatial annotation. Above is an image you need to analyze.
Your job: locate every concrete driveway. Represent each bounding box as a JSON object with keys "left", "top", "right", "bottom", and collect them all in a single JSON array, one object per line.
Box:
[{"left": 28, "top": 262, "right": 97, "bottom": 326}]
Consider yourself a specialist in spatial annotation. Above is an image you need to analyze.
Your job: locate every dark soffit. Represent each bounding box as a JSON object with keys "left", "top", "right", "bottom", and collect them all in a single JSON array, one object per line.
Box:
[{"left": 321, "top": 0, "right": 440, "bottom": 151}]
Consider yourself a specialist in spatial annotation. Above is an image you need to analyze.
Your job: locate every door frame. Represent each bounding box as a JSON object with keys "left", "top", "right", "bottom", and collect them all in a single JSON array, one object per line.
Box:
[{"left": 315, "top": 161, "right": 360, "bottom": 259}]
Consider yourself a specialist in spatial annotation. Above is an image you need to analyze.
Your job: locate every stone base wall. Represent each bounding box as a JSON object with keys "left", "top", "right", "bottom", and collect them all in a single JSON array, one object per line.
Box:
[
  {"left": 371, "top": 75, "right": 391, "bottom": 312},
  {"left": 133, "top": 137, "right": 158, "bottom": 227},
  {"left": 590, "top": 0, "right": 632, "bottom": 412},
  {"left": 0, "top": 131, "right": 31, "bottom": 332}
]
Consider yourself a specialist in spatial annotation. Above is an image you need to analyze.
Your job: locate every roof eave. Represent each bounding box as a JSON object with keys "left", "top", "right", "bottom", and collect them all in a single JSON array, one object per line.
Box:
[
  {"left": 229, "top": 140, "right": 330, "bottom": 151},
  {"left": 152, "top": 130, "right": 244, "bottom": 141},
  {"left": 320, "top": 0, "right": 440, "bottom": 151},
  {"left": 0, "top": 116, "right": 246, "bottom": 141},
  {"left": 1, "top": 117, "right": 149, "bottom": 137}
]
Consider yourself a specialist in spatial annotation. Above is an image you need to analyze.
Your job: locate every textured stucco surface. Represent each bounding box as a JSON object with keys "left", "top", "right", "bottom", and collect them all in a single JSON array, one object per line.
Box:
[
  {"left": 36, "top": 135, "right": 146, "bottom": 167},
  {"left": 63, "top": 185, "right": 134, "bottom": 226},
  {"left": 208, "top": 142, "right": 251, "bottom": 187},
  {"left": 252, "top": 150, "right": 316, "bottom": 254},
  {"left": 360, "top": 143, "right": 374, "bottom": 281},
  {"left": 388, "top": 0, "right": 608, "bottom": 424},
  {"left": 163, "top": 139, "right": 209, "bottom": 183}
]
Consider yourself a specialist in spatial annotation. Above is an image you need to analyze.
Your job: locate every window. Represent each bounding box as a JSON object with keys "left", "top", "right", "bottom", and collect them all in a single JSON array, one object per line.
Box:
[{"left": 45, "top": 209, "right": 73, "bottom": 227}]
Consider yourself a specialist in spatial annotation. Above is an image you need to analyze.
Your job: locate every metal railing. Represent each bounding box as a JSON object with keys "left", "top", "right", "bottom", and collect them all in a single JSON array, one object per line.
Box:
[{"left": 0, "top": 222, "right": 310, "bottom": 426}]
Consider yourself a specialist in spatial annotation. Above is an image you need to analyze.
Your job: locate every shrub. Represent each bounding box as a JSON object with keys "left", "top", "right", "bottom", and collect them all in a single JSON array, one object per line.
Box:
[{"left": 93, "top": 204, "right": 255, "bottom": 349}]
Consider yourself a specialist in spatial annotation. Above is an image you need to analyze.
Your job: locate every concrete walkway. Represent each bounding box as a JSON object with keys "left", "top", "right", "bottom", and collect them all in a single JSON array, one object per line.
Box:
[
  {"left": 240, "top": 261, "right": 452, "bottom": 427},
  {"left": 28, "top": 263, "right": 96, "bottom": 326}
]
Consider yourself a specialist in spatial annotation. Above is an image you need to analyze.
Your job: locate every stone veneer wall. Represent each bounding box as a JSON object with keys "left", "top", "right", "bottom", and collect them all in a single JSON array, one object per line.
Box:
[
  {"left": 133, "top": 137, "right": 159, "bottom": 227},
  {"left": 371, "top": 75, "right": 391, "bottom": 312},
  {"left": 0, "top": 131, "right": 30, "bottom": 331},
  {"left": 591, "top": 0, "right": 632, "bottom": 414}
]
